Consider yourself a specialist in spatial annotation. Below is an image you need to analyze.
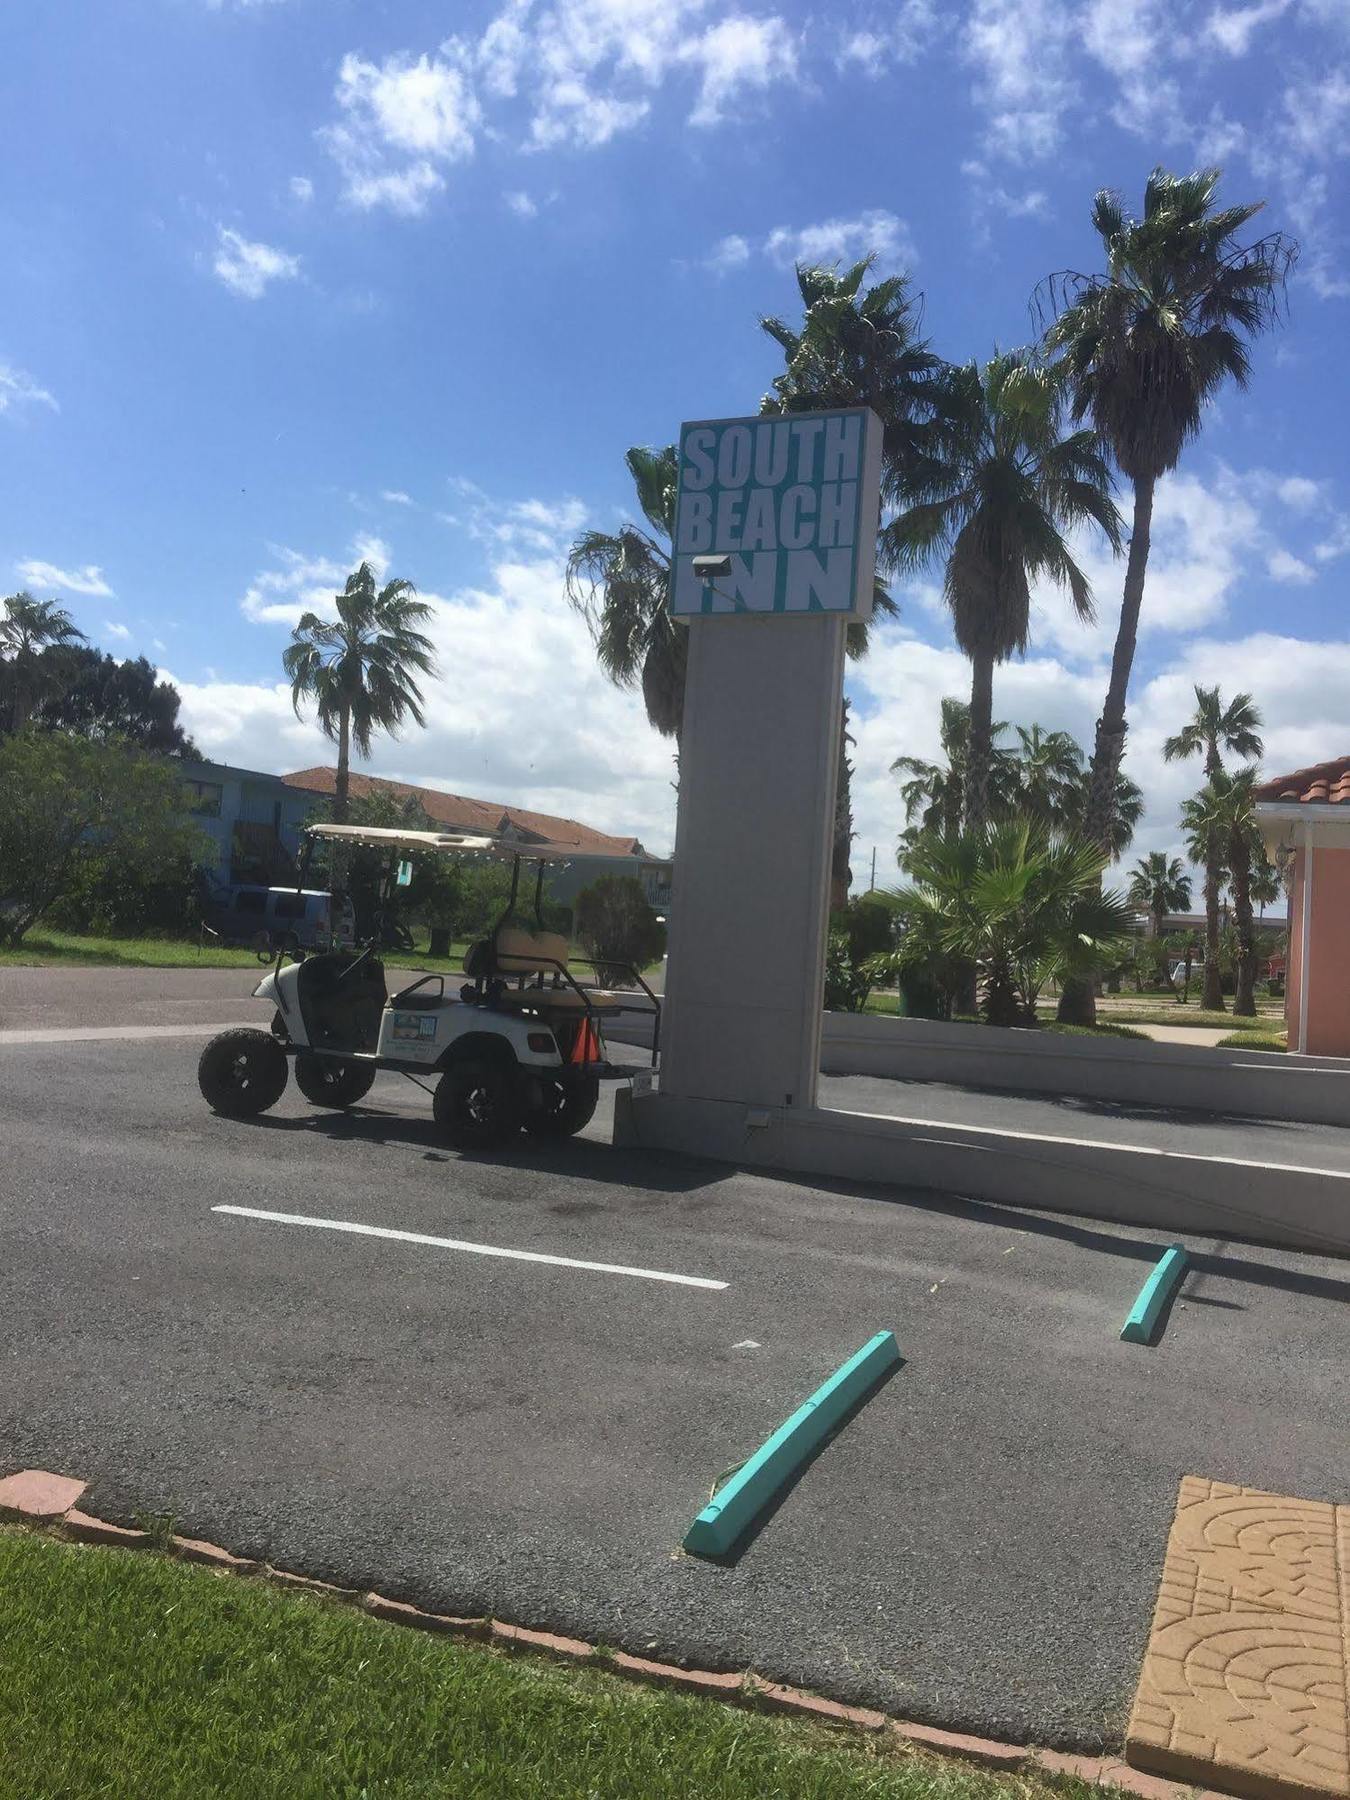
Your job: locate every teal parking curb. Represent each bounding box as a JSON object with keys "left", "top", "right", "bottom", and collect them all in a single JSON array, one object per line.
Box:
[
  {"left": 683, "top": 1331, "right": 901, "bottom": 1558},
  {"left": 1120, "top": 1246, "right": 1188, "bottom": 1344}
]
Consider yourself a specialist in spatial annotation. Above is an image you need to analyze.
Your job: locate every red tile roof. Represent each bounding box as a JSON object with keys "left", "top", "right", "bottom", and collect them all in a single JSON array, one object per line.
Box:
[
  {"left": 282, "top": 766, "right": 648, "bottom": 856},
  {"left": 1253, "top": 756, "right": 1350, "bottom": 807}
]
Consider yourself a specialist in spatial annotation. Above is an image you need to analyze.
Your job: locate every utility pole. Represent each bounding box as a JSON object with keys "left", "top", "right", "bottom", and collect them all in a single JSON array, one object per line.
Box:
[{"left": 869, "top": 845, "right": 876, "bottom": 893}]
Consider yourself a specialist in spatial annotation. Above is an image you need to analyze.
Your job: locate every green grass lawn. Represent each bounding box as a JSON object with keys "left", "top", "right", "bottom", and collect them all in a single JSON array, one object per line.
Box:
[
  {"left": 0, "top": 1530, "right": 1093, "bottom": 1800},
  {"left": 860, "top": 995, "right": 1146, "bottom": 1040},
  {"left": 1090, "top": 1005, "right": 1283, "bottom": 1030},
  {"left": 0, "top": 928, "right": 482, "bottom": 973},
  {"left": 1215, "top": 1031, "right": 1288, "bottom": 1052}
]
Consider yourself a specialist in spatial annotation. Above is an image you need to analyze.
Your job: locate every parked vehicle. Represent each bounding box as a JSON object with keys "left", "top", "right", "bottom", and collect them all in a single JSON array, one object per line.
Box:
[
  {"left": 196, "top": 824, "right": 660, "bottom": 1149},
  {"left": 200, "top": 883, "right": 355, "bottom": 957}
]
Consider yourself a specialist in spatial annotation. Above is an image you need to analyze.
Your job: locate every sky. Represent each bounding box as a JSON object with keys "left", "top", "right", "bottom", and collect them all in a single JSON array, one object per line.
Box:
[{"left": 5, "top": 0, "right": 1350, "bottom": 893}]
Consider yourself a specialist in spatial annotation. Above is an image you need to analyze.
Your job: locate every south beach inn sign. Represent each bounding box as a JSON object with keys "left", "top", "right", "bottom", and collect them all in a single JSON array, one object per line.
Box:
[{"left": 669, "top": 406, "right": 883, "bottom": 620}]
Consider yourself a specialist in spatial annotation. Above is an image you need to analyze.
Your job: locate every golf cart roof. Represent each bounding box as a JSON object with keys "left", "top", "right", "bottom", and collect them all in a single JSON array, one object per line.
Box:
[{"left": 304, "top": 823, "right": 627, "bottom": 862}]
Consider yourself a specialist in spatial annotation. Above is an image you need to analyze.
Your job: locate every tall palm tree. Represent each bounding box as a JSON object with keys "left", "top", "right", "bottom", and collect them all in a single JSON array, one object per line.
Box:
[
  {"left": 1127, "top": 851, "right": 1192, "bottom": 939},
  {"left": 1013, "top": 724, "right": 1084, "bottom": 832},
  {"left": 283, "top": 563, "right": 437, "bottom": 846},
  {"left": 885, "top": 351, "right": 1121, "bottom": 833},
  {"left": 0, "top": 592, "right": 85, "bottom": 733},
  {"left": 1043, "top": 167, "right": 1294, "bottom": 856},
  {"left": 760, "top": 257, "right": 943, "bottom": 518},
  {"left": 892, "top": 699, "right": 1016, "bottom": 850},
  {"left": 1194, "top": 766, "right": 1264, "bottom": 1016},
  {"left": 1180, "top": 781, "right": 1235, "bottom": 1015},
  {"left": 1064, "top": 763, "right": 1144, "bottom": 861},
  {"left": 1164, "top": 685, "right": 1263, "bottom": 1008}
]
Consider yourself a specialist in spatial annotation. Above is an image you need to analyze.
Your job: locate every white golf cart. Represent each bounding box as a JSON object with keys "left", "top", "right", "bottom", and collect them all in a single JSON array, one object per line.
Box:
[{"left": 196, "top": 822, "right": 661, "bottom": 1150}]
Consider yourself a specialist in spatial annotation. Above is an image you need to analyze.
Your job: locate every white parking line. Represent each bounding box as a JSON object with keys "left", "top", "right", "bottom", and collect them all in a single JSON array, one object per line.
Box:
[
  {"left": 0, "top": 1023, "right": 248, "bottom": 1046},
  {"left": 213, "top": 1204, "right": 728, "bottom": 1291}
]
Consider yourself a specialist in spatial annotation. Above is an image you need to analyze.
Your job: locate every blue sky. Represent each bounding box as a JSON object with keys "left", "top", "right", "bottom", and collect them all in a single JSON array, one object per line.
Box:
[{"left": 4, "top": 0, "right": 1349, "bottom": 877}]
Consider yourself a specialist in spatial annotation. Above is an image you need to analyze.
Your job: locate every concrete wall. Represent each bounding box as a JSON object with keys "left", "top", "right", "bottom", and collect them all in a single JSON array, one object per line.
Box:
[
  {"left": 615, "top": 1088, "right": 1350, "bottom": 1260},
  {"left": 1286, "top": 846, "right": 1306, "bottom": 1051},
  {"left": 817, "top": 1011, "right": 1350, "bottom": 1127}
]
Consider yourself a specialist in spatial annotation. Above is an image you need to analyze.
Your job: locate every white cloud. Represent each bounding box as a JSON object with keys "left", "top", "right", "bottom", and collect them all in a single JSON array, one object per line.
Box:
[
  {"left": 104, "top": 621, "right": 132, "bottom": 641},
  {"left": 211, "top": 226, "right": 300, "bottom": 299},
  {"left": 289, "top": 175, "right": 314, "bottom": 203},
  {"left": 1267, "top": 547, "right": 1316, "bottom": 583},
  {"left": 1205, "top": 0, "right": 1292, "bottom": 55},
  {"left": 15, "top": 559, "right": 114, "bottom": 597},
  {"left": 683, "top": 15, "right": 798, "bottom": 127},
  {"left": 322, "top": 50, "right": 480, "bottom": 213},
  {"left": 441, "top": 487, "right": 588, "bottom": 555},
  {"left": 504, "top": 188, "right": 538, "bottom": 217},
  {"left": 836, "top": 1, "right": 938, "bottom": 74},
  {"left": 764, "top": 209, "right": 917, "bottom": 269},
  {"left": 0, "top": 362, "right": 58, "bottom": 418},
  {"left": 381, "top": 490, "right": 414, "bottom": 506},
  {"left": 963, "top": 0, "right": 1078, "bottom": 160},
  {"left": 962, "top": 158, "right": 1051, "bottom": 237},
  {"left": 174, "top": 551, "right": 679, "bottom": 854},
  {"left": 1276, "top": 475, "right": 1325, "bottom": 512},
  {"left": 704, "top": 232, "right": 752, "bottom": 273},
  {"left": 240, "top": 546, "right": 346, "bottom": 626}
]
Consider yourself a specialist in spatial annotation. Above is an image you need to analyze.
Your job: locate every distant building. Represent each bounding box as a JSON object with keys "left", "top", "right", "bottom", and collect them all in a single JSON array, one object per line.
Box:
[
  {"left": 177, "top": 757, "right": 316, "bottom": 885},
  {"left": 1256, "top": 754, "right": 1350, "bottom": 1055},
  {"left": 281, "top": 767, "right": 673, "bottom": 910}
]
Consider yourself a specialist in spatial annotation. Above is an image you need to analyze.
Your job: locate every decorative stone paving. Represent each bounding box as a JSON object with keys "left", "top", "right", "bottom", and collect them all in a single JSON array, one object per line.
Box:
[{"left": 1127, "top": 1477, "right": 1350, "bottom": 1800}]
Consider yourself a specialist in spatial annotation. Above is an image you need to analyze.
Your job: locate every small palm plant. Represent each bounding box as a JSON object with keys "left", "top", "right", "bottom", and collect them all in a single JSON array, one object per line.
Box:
[{"left": 874, "top": 822, "right": 1134, "bottom": 1028}]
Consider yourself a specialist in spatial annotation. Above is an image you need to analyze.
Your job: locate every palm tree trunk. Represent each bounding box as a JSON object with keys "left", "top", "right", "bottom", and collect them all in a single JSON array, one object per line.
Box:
[
  {"left": 831, "top": 707, "right": 853, "bottom": 910},
  {"left": 1202, "top": 853, "right": 1224, "bottom": 1012},
  {"left": 1059, "top": 472, "right": 1157, "bottom": 1027},
  {"left": 963, "top": 650, "right": 994, "bottom": 836},
  {"left": 1083, "top": 473, "right": 1155, "bottom": 850},
  {"left": 1231, "top": 836, "right": 1257, "bottom": 1017},
  {"left": 332, "top": 703, "right": 352, "bottom": 898}
]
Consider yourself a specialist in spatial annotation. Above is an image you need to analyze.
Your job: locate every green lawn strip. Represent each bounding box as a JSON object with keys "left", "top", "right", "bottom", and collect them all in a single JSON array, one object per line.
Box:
[
  {"left": 1215, "top": 1031, "right": 1288, "bottom": 1052},
  {"left": 0, "top": 1532, "right": 1096, "bottom": 1800},
  {"left": 1090, "top": 1007, "right": 1282, "bottom": 1030},
  {"left": 858, "top": 997, "right": 1145, "bottom": 1040}
]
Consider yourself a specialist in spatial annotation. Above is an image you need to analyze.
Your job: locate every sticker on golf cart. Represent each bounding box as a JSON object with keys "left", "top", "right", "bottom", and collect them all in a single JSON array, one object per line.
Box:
[
  {"left": 669, "top": 406, "right": 882, "bottom": 620},
  {"left": 390, "top": 1012, "right": 438, "bottom": 1041}
]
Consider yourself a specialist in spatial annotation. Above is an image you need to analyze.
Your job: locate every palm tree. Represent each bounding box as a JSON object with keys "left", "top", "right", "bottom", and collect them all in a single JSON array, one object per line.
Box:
[
  {"left": 283, "top": 563, "right": 437, "bottom": 851},
  {"left": 1127, "top": 851, "right": 1192, "bottom": 939},
  {"left": 1043, "top": 167, "right": 1294, "bottom": 856},
  {"left": 1014, "top": 724, "right": 1084, "bottom": 832},
  {"left": 1180, "top": 783, "right": 1234, "bottom": 1015},
  {"left": 1164, "top": 685, "right": 1263, "bottom": 1009},
  {"left": 565, "top": 446, "right": 687, "bottom": 740},
  {"left": 760, "top": 257, "right": 944, "bottom": 517},
  {"left": 0, "top": 592, "right": 85, "bottom": 733},
  {"left": 892, "top": 699, "right": 1018, "bottom": 854},
  {"left": 884, "top": 351, "right": 1121, "bottom": 833},
  {"left": 1192, "top": 767, "right": 1264, "bottom": 1016},
  {"left": 1064, "top": 763, "right": 1144, "bottom": 861}
]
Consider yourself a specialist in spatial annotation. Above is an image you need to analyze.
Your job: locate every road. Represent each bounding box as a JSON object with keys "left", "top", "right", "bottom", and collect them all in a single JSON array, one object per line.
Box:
[{"left": 2, "top": 968, "right": 1348, "bottom": 1750}]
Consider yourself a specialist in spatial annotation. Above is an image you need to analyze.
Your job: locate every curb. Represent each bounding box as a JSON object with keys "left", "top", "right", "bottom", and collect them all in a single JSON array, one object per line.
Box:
[
  {"left": 1121, "top": 1246, "right": 1189, "bottom": 1344},
  {"left": 684, "top": 1330, "right": 902, "bottom": 1557},
  {"left": 0, "top": 1465, "right": 1238, "bottom": 1800}
]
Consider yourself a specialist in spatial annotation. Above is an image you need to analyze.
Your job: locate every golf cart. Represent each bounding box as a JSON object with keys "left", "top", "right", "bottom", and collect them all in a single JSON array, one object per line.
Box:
[{"left": 196, "top": 822, "right": 661, "bottom": 1150}]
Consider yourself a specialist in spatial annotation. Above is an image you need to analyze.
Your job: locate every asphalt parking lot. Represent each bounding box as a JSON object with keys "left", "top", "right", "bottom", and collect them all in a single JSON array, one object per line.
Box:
[{"left": 2, "top": 964, "right": 1348, "bottom": 1750}]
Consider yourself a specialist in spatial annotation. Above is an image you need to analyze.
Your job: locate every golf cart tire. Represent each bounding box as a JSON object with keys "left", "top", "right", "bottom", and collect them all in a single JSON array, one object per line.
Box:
[
  {"left": 198, "top": 1028, "right": 289, "bottom": 1118},
  {"left": 433, "top": 1057, "right": 523, "bottom": 1151},
  {"left": 294, "top": 1052, "right": 377, "bottom": 1109},
  {"left": 524, "top": 1074, "right": 600, "bottom": 1138}
]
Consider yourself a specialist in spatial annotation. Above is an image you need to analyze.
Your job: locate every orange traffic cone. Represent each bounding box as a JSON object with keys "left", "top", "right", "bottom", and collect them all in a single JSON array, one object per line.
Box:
[{"left": 570, "top": 1018, "right": 600, "bottom": 1066}]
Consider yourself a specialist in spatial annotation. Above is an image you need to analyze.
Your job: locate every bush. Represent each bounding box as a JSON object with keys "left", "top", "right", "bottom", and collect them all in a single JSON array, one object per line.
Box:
[{"left": 573, "top": 876, "right": 665, "bottom": 984}]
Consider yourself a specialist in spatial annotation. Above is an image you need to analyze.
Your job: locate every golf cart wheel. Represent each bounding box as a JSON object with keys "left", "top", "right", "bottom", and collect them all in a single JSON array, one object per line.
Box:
[
  {"left": 198, "top": 1028, "right": 289, "bottom": 1118},
  {"left": 252, "top": 930, "right": 273, "bottom": 964},
  {"left": 433, "top": 1058, "right": 522, "bottom": 1150},
  {"left": 294, "top": 1052, "right": 377, "bottom": 1109},
  {"left": 524, "top": 1074, "right": 600, "bottom": 1138}
]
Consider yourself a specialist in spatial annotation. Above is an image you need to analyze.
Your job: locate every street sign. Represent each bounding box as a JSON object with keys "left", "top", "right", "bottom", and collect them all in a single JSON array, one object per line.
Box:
[{"left": 669, "top": 405, "right": 883, "bottom": 620}]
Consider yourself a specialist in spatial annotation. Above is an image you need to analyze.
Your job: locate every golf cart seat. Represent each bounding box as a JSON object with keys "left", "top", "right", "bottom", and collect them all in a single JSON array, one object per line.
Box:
[
  {"left": 495, "top": 986, "right": 628, "bottom": 1015},
  {"left": 495, "top": 927, "right": 570, "bottom": 973}
]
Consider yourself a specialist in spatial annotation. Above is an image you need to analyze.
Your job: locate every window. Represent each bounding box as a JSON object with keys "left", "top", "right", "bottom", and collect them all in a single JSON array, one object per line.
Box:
[
  {"left": 271, "top": 892, "right": 306, "bottom": 920},
  {"left": 232, "top": 889, "right": 266, "bottom": 915},
  {"left": 187, "top": 780, "right": 223, "bottom": 818}
]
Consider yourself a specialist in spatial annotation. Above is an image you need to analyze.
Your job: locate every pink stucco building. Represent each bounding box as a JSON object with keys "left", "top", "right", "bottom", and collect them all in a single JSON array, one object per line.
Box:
[{"left": 1255, "top": 756, "right": 1350, "bottom": 1057}]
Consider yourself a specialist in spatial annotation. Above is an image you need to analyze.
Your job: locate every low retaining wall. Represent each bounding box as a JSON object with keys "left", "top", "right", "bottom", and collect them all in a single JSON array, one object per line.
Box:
[
  {"left": 615, "top": 1090, "right": 1350, "bottom": 1259},
  {"left": 819, "top": 1014, "right": 1350, "bottom": 1128}
]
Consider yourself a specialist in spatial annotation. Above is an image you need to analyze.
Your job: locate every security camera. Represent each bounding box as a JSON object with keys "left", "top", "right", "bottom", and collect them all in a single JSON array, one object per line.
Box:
[{"left": 692, "top": 554, "right": 732, "bottom": 583}]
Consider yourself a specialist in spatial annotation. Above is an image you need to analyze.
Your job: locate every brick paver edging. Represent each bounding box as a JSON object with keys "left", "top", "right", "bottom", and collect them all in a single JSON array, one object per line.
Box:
[{"left": 0, "top": 1467, "right": 1234, "bottom": 1800}]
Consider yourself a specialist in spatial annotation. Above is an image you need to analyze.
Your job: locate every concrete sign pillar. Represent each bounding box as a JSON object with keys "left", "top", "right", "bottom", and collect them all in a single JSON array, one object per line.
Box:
[
  {"left": 617, "top": 404, "right": 881, "bottom": 1148},
  {"left": 658, "top": 611, "right": 845, "bottom": 1110}
]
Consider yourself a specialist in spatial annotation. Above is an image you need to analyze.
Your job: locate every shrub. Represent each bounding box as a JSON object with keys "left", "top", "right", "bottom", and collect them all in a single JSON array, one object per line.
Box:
[{"left": 573, "top": 876, "right": 665, "bottom": 984}]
